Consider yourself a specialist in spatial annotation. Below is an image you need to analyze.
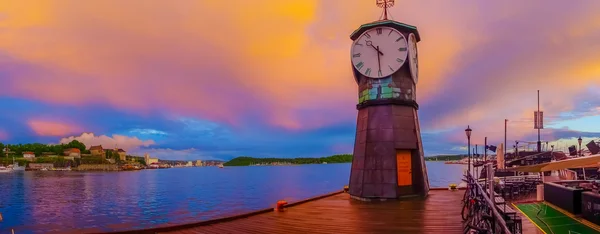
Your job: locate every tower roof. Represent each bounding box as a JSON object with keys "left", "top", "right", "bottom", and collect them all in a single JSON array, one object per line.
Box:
[{"left": 350, "top": 20, "right": 420, "bottom": 42}]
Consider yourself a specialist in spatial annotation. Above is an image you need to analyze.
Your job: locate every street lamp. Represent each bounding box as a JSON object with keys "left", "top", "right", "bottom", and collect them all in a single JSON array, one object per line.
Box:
[
  {"left": 465, "top": 125, "right": 472, "bottom": 175},
  {"left": 578, "top": 136, "right": 583, "bottom": 157}
]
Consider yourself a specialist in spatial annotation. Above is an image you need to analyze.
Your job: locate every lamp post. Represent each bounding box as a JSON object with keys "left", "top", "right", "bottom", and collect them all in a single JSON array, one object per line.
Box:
[
  {"left": 465, "top": 126, "right": 472, "bottom": 175},
  {"left": 578, "top": 136, "right": 585, "bottom": 180},
  {"left": 578, "top": 136, "right": 583, "bottom": 157}
]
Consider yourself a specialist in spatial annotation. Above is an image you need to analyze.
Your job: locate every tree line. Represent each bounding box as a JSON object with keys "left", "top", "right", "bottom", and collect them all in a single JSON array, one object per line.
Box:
[
  {"left": 0, "top": 140, "right": 88, "bottom": 157},
  {"left": 223, "top": 154, "right": 353, "bottom": 166}
]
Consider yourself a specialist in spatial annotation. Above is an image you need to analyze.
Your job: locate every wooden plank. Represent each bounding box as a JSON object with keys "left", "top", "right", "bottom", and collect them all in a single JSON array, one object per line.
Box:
[
  {"left": 159, "top": 190, "right": 543, "bottom": 234},
  {"left": 497, "top": 204, "right": 517, "bottom": 214}
]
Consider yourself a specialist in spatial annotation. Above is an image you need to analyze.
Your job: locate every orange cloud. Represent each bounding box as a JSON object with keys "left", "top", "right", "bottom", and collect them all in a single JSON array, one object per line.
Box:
[
  {"left": 28, "top": 120, "right": 81, "bottom": 137},
  {"left": 1, "top": 0, "right": 599, "bottom": 135}
]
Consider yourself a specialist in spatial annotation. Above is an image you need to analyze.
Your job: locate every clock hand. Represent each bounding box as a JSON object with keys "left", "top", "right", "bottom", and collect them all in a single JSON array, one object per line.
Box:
[
  {"left": 365, "top": 40, "right": 384, "bottom": 56},
  {"left": 376, "top": 45, "right": 382, "bottom": 74}
]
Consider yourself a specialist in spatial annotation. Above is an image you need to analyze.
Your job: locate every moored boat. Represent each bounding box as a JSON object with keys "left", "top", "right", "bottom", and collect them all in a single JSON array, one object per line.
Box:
[
  {"left": 122, "top": 164, "right": 136, "bottom": 171},
  {"left": 0, "top": 166, "right": 13, "bottom": 173}
]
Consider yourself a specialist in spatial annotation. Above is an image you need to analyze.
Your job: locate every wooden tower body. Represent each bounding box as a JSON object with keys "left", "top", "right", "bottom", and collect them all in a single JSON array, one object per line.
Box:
[{"left": 348, "top": 20, "right": 429, "bottom": 200}]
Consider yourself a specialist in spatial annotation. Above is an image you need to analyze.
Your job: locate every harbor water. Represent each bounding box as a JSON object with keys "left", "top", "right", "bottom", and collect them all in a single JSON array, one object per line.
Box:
[{"left": 0, "top": 162, "right": 466, "bottom": 233}]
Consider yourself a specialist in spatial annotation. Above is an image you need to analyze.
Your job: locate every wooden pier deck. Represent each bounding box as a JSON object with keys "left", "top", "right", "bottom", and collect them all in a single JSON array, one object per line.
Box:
[{"left": 158, "top": 189, "right": 543, "bottom": 234}]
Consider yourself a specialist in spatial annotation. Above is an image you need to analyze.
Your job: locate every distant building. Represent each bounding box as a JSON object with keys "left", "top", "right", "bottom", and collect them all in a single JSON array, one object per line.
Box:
[
  {"left": 144, "top": 153, "right": 159, "bottom": 165},
  {"left": 186, "top": 161, "right": 193, "bottom": 167},
  {"left": 117, "top": 149, "right": 126, "bottom": 161},
  {"left": 23, "top": 151, "right": 35, "bottom": 160},
  {"left": 89, "top": 145, "right": 104, "bottom": 157},
  {"left": 148, "top": 158, "right": 159, "bottom": 164},
  {"left": 196, "top": 160, "right": 203, "bottom": 167},
  {"left": 63, "top": 148, "right": 81, "bottom": 158}
]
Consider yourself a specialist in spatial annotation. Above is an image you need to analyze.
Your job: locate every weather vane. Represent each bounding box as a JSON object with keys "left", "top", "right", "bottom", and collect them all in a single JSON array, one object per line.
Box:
[{"left": 376, "top": 0, "right": 395, "bottom": 20}]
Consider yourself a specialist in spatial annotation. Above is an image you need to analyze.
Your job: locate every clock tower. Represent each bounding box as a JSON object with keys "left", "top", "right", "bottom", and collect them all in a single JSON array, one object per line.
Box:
[{"left": 348, "top": 0, "right": 429, "bottom": 200}]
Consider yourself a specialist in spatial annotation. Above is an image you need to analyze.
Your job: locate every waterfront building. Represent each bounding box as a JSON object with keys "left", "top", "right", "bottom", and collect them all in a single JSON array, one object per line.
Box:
[
  {"left": 23, "top": 151, "right": 35, "bottom": 160},
  {"left": 117, "top": 149, "right": 126, "bottom": 161},
  {"left": 195, "top": 160, "right": 202, "bottom": 166},
  {"left": 144, "top": 153, "right": 159, "bottom": 165},
  {"left": 186, "top": 161, "right": 193, "bottom": 167},
  {"left": 89, "top": 145, "right": 105, "bottom": 158},
  {"left": 63, "top": 148, "right": 81, "bottom": 158}
]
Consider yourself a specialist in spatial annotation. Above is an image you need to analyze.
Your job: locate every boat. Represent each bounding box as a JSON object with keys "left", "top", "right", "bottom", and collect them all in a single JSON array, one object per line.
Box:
[
  {"left": 0, "top": 166, "right": 13, "bottom": 173},
  {"left": 12, "top": 163, "right": 25, "bottom": 171},
  {"left": 12, "top": 157, "right": 25, "bottom": 171},
  {"left": 52, "top": 167, "right": 71, "bottom": 171},
  {"left": 122, "top": 164, "right": 137, "bottom": 171}
]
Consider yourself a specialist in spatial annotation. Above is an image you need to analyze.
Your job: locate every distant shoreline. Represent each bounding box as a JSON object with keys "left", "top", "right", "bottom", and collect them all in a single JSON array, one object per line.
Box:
[{"left": 223, "top": 155, "right": 352, "bottom": 166}]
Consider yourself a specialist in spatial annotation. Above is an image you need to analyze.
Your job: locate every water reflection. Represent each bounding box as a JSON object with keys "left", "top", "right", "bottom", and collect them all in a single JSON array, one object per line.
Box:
[{"left": 0, "top": 164, "right": 352, "bottom": 233}]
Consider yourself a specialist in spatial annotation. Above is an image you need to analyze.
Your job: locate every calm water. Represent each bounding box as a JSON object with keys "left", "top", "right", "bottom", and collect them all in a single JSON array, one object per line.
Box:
[{"left": 0, "top": 162, "right": 465, "bottom": 233}]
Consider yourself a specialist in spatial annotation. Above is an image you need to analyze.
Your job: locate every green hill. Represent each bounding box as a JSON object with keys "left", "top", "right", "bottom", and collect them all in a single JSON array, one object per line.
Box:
[{"left": 224, "top": 154, "right": 353, "bottom": 166}]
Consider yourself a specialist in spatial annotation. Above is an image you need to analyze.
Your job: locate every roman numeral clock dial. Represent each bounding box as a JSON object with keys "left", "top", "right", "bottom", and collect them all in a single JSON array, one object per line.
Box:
[
  {"left": 351, "top": 26, "right": 408, "bottom": 79},
  {"left": 408, "top": 33, "right": 419, "bottom": 84}
]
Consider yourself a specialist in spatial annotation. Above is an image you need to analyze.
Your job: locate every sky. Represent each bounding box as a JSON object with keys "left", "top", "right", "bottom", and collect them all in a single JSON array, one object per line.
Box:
[{"left": 0, "top": 0, "right": 599, "bottom": 161}]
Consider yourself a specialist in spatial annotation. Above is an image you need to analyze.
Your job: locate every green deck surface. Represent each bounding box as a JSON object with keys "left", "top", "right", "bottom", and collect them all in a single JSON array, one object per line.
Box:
[{"left": 515, "top": 203, "right": 600, "bottom": 234}]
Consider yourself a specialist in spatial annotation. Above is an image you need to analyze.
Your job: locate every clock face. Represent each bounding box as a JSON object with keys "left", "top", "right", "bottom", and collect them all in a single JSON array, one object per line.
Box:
[
  {"left": 408, "top": 33, "right": 418, "bottom": 84},
  {"left": 351, "top": 26, "right": 408, "bottom": 78}
]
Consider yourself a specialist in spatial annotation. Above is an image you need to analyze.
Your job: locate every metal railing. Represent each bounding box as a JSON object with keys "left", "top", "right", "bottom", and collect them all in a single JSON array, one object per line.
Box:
[
  {"left": 465, "top": 171, "right": 513, "bottom": 234},
  {"left": 558, "top": 169, "right": 577, "bottom": 180}
]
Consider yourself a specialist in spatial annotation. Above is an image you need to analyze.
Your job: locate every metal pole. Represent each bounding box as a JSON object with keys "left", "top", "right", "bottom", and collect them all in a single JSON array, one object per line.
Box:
[
  {"left": 484, "top": 137, "right": 487, "bottom": 162},
  {"left": 487, "top": 163, "right": 494, "bottom": 198},
  {"left": 468, "top": 138, "right": 471, "bottom": 175},
  {"left": 475, "top": 145, "right": 478, "bottom": 169},
  {"left": 537, "top": 90, "right": 541, "bottom": 153},
  {"left": 383, "top": 2, "right": 388, "bottom": 20},
  {"left": 504, "top": 119, "right": 508, "bottom": 152}
]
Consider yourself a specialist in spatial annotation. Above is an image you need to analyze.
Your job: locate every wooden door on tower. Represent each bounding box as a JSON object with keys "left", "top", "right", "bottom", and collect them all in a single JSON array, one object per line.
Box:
[{"left": 396, "top": 150, "right": 412, "bottom": 186}]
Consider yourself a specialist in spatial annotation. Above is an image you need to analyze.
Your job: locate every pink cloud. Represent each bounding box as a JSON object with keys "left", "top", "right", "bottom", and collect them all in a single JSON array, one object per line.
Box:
[
  {"left": 1, "top": 0, "right": 599, "bottom": 134},
  {"left": 28, "top": 120, "right": 82, "bottom": 137},
  {"left": 59, "top": 133, "right": 154, "bottom": 151},
  {"left": 0, "top": 129, "right": 8, "bottom": 140}
]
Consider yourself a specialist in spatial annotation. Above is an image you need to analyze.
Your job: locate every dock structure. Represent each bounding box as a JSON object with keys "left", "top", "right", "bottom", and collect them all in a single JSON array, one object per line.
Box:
[
  {"left": 161, "top": 190, "right": 463, "bottom": 234},
  {"left": 141, "top": 189, "right": 540, "bottom": 234}
]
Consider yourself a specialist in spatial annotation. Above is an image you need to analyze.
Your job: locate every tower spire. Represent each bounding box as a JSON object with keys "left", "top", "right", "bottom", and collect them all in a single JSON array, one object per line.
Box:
[{"left": 376, "top": 0, "right": 395, "bottom": 20}]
